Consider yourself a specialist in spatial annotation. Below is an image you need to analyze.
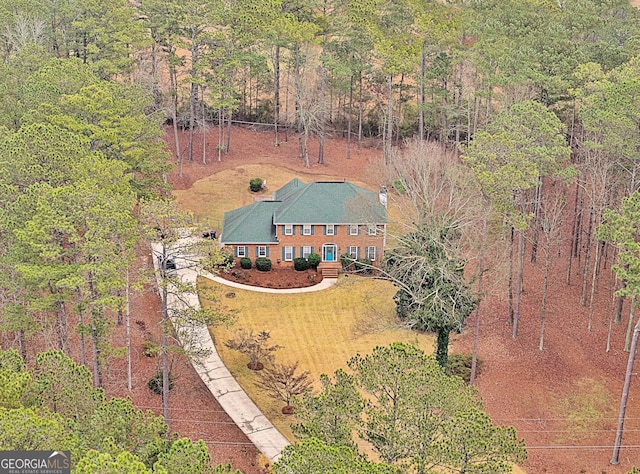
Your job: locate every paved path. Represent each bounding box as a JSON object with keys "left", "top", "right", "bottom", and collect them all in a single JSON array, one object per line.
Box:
[{"left": 151, "top": 242, "right": 337, "bottom": 462}]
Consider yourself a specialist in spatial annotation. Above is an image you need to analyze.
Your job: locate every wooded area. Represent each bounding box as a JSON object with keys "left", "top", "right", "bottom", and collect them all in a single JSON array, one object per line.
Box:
[{"left": 1, "top": 0, "right": 640, "bottom": 472}]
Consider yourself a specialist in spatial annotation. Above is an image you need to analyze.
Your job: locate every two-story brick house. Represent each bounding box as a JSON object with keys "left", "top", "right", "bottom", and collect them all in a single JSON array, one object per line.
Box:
[{"left": 220, "top": 178, "right": 388, "bottom": 275}]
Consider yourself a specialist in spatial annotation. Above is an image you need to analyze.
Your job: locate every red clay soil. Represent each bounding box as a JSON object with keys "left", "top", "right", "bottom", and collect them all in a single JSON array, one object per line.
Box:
[{"left": 118, "top": 126, "right": 639, "bottom": 473}]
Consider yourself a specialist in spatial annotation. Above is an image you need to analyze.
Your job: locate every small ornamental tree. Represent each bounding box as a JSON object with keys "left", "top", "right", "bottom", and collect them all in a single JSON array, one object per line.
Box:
[
  {"left": 255, "top": 361, "right": 312, "bottom": 414},
  {"left": 225, "top": 329, "right": 280, "bottom": 370}
]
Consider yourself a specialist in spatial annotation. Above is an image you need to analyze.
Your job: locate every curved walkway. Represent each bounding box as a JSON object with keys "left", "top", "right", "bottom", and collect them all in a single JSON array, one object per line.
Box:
[{"left": 151, "top": 242, "right": 337, "bottom": 463}]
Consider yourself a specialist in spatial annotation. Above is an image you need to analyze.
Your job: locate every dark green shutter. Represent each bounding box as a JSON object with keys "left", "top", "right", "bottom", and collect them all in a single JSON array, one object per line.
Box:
[{"left": 266, "top": 247, "right": 269, "bottom": 257}]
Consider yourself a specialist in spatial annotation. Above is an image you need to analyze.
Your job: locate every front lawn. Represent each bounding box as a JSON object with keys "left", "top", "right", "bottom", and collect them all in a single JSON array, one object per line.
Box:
[{"left": 199, "top": 275, "right": 434, "bottom": 440}]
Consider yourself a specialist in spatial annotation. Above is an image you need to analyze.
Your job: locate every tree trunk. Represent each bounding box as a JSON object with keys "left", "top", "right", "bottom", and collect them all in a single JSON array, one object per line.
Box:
[
  {"left": 419, "top": 43, "right": 426, "bottom": 141},
  {"left": 218, "top": 107, "right": 223, "bottom": 162},
  {"left": 539, "top": 241, "right": 552, "bottom": 350},
  {"left": 226, "top": 111, "right": 232, "bottom": 153},
  {"left": 294, "top": 44, "right": 303, "bottom": 159},
  {"left": 168, "top": 47, "right": 182, "bottom": 177},
  {"left": 126, "top": 268, "right": 132, "bottom": 391},
  {"left": 610, "top": 315, "right": 640, "bottom": 465},
  {"left": 19, "top": 329, "right": 27, "bottom": 364},
  {"left": 187, "top": 38, "right": 199, "bottom": 163},
  {"left": 75, "top": 288, "right": 87, "bottom": 366},
  {"left": 512, "top": 228, "right": 525, "bottom": 338},
  {"left": 384, "top": 74, "right": 394, "bottom": 164},
  {"left": 435, "top": 328, "right": 449, "bottom": 368},
  {"left": 625, "top": 298, "right": 636, "bottom": 352},
  {"left": 580, "top": 209, "right": 594, "bottom": 306},
  {"left": 160, "top": 245, "right": 171, "bottom": 431},
  {"left": 347, "top": 74, "right": 353, "bottom": 159},
  {"left": 317, "top": 48, "right": 326, "bottom": 165},
  {"left": 273, "top": 44, "right": 280, "bottom": 147},
  {"left": 616, "top": 280, "right": 626, "bottom": 324},
  {"left": 470, "top": 215, "right": 488, "bottom": 385},
  {"left": 201, "top": 85, "right": 207, "bottom": 164},
  {"left": 530, "top": 178, "right": 543, "bottom": 264},
  {"left": 566, "top": 179, "right": 582, "bottom": 284},
  {"left": 358, "top": 72, "right": 363, "bottom": 150},
  {"left": 508, "top": 225, "right": 515, "bottom": 325},
  {"left": 588, "top": 236, "right": 601, "bottom": 332}
]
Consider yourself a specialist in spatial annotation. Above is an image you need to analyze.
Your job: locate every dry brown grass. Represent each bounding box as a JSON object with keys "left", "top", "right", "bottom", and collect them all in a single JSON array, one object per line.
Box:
[{"left": 199, "top": 275, "right": 434, "bottom": 440}]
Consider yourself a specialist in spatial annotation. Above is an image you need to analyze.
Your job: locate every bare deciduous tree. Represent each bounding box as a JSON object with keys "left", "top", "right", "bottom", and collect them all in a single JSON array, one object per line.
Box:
[
  {"left": 225, "top": 328, "right": 280, "bottom": 370},
  {"left": 255, "top": 360, "right": 312, "bottom": 414}
]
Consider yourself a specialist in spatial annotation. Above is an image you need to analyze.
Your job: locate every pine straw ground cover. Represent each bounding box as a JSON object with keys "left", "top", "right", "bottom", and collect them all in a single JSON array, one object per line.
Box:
[{"left": 169, "top": 127, "right": 638, "bottom": 473}]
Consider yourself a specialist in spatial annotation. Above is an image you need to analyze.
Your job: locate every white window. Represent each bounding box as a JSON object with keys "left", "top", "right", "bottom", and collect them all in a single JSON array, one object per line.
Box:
[
  {"left": 303, "top": 224, "right": 312, "bottom": 235},
  {"left": 284, "top": 224, "right": 293, "bottom": 235},
  {"left": 326, "top": 225, "right": 335, "bottom": 235},
  {"left": 349, "top": 224, "right": 359, "bottom": 235},
  {"left": 284, "top": 246, "right": 294, "bottom": 261},
  {"left": 236, "top": 246, "right": 246, "bottom": 258},
  {"left": 348, "top": 246, "right": 358, "bottom": 259},
  {"left": 367, "top": 224, "right": 377, "bottom": 235},
  {"left": 366, "top": 246, "right": 377, "bottom": 261},
  {"left": 302, "top": 246, "right": 312, "bottom": 258},
  {"left": 257, "top": 246, "right": 267, "bottom": 257}
]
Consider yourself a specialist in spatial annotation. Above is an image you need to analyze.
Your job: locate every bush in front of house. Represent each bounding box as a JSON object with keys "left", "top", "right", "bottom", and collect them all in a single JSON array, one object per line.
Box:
[
  {"left": 249, "top": 178, "right": 264, "bottom": 192},
  {"left": 221, "top": 252, "right": 235, "bottom": 267},
  {"left": 255, "top": 257, "right": 272, "bottom": 271},
  {"left": 293, "top": 257, "right": 310, "bottom": 271},
  {"left": 340, "top": 253, "right": 355, "bottom": 270},
  {"left": 355, "top": 257, "right": 372, "bottom": 274},
  {"left": 240, "top": 257, "right": 252, "bottom": 269},
  {"left": 307, "top": 252, "right": 321, "bottom": 270}
]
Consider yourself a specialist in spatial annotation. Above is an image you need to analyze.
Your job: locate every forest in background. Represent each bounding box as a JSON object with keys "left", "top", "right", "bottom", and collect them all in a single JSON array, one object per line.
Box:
[{"left": 2, "top": 0, "right": 640, "bottom": 472}]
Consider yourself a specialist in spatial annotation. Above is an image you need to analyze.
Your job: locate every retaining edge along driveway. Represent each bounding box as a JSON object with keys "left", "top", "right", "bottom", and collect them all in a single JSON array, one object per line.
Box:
[{"left": 150, "top": 242, "right": 291, "bottom": 463}]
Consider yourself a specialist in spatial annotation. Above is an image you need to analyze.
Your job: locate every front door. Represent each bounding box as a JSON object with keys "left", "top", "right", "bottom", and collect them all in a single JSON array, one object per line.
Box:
[{"left": 323, "top": 244, "right": 337, "bottom": 262}]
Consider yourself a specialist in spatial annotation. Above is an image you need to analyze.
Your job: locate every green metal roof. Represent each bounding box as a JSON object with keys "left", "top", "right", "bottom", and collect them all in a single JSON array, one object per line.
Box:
[{"left": 220, "top": 179, "right": 387, "bottom": 244}]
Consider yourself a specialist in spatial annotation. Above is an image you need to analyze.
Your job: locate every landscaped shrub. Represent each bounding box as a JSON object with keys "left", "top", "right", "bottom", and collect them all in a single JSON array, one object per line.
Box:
[
  {"left": 307, "top": 252, "right": 321, "bottom": 269},
  {"left": 355, "top": 257, "right": 372, "bottom": 274},
  {"left": 445, "top": 353, "right": 482, "bottom": 384},
  {"left": 147, "top": 371, "right": 174, "bottom": 395},
  {"left": 249, "top": 177, "right": 264, "bottom": 192},
  {"left": 255, "top": 257, "right": 272, "bottom": 271},
  {"left": 221, "top": 252, "right": 235, "bottom": 267},
  {"left": 293, "top": 257, "right": 310, "bottom": 271},
  {"left": 340, "top": 253, "right": 355, "bottom": 270},
  {"left": 240, "top": 257, "right": 252, "bottom": 269}
]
